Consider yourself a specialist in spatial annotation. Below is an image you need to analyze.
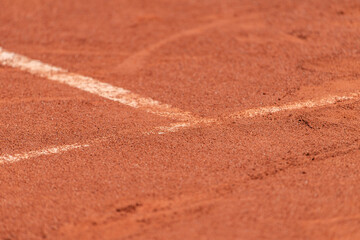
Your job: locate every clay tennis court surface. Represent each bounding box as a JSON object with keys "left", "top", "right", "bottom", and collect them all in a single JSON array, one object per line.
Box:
[{"left": 1, "top": 0, "right": 360, "bottom": 239}]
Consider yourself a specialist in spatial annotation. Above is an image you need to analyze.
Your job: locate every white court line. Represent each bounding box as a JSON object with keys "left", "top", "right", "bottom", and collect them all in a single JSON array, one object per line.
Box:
[
  {"left": 1, "top": 92, "right": 359, "bottom": 164},
  {"left": 0, "top": 143, "right": 90, "bottom": 164},
  {"left": 152, "top": 122, "right": 193, "bottom": 135},
  {"left": 2, "top": 47, "right": 358, "bottom": 124},
  {"left": 232, "top": 92, "right": 360, "bottom": 118},
  {"left": 1, "top": 47, "right": 360, "bottom": 163},
  {"left": 0, "top": 47, "right": 194, "bottom": 122},
  {"left": 0, "top": 122, "right": 197, "bottom": 164},
  {"left": 2, "top": 89, "right": 358, "bottom": 164}
]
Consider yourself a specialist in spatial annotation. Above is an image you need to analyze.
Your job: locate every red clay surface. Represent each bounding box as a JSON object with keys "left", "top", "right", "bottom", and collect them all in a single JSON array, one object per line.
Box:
[{"left": 1, "top": 0, "right": 360, "bottom": 239}]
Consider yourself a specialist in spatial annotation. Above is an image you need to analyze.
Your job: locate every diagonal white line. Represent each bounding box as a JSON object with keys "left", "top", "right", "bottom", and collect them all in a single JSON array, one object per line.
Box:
[
  {"left": 231, "top": 93, "right": 360, "bottom": 118},
  {"left": 2, "top": 92, "right": 359, "bottom": 164},
  {"left": 0, "top": 47, "right": 195, "bottom": 122},
  {"left": 2, "top": 47, "right": 357, "bottom": 124},
  {"left": 1, "top": 47, "right": 360, "bottom": 164},
  {"left": 3, "top": 89, "right": 358, "bottom": 164},
  {"left": 0, "top": 121, "right": 195, "bottom": 164},
  {"left": 0, "top": 143, "right": 90, "bottom": 164}
]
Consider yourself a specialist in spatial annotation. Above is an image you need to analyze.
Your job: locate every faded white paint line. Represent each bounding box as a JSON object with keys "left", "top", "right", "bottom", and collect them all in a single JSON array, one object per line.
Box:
[
  {"left": 0, "top": 47, "right": 194, "bottom": 122},
  {"left": 156, "top": 92, "right": 360, "bottom": 134},
  {"left": 1, "top": 92, "right": 358, "bottom": 164},
  {"left": 232, "top": 92, "right": 360, "bottom": 118},
  {"left": 153, "top": 122, "right": 193, "bottom": 134},
  {"left": 0, "top": 121, "right": 191, "bottom": 163},
  {"left": 2, "top": 47, "right": 360, "bottom": 164},
  {"left": 2, "top": 47, "right": 355, "bottom": 124},
  {"left": 0, "top": 143, "right": 90, "bottom": 164},
  {"left": 0, "top": 121, "right": 195, "bottom": 164}
]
